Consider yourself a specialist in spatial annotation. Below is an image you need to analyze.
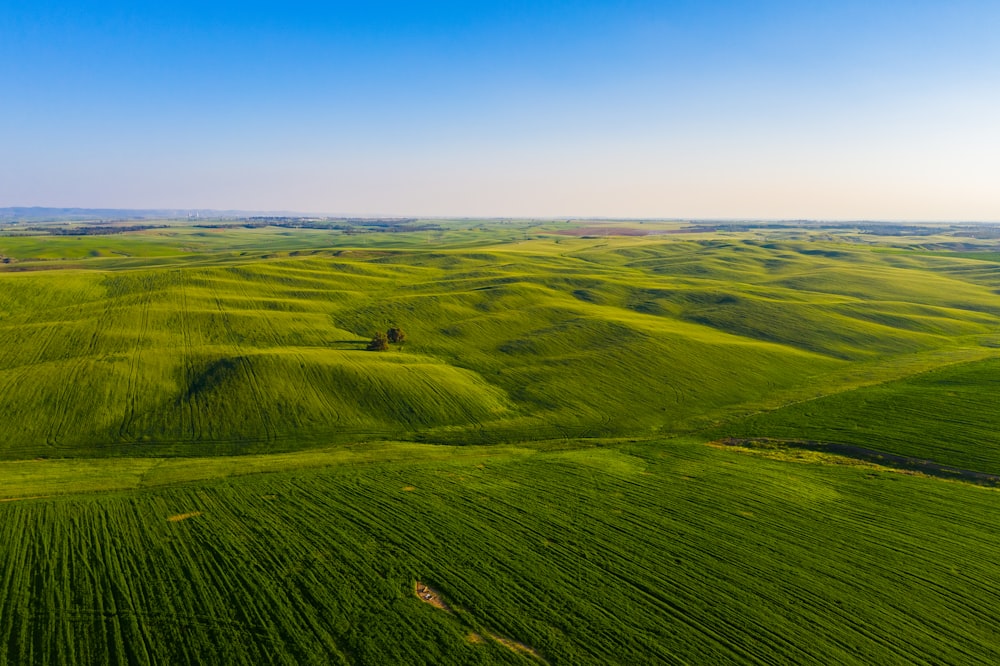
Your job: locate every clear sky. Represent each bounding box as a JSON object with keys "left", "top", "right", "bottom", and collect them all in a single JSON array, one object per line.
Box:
[{"left": 2, "top": 1, "right": 999, "bottom": 219}]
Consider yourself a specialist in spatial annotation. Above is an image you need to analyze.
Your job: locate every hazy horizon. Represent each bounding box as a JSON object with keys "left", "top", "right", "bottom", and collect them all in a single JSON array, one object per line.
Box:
[
  {"left": 3, "top": 1, "right": 999, "bottom": 220},
  {"left": 3, "top": 206, "right": 1000, "bottom": 225}
]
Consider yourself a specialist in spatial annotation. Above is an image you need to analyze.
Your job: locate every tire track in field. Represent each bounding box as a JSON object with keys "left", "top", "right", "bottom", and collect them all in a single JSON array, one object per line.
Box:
[
  {"left": 510, "top": 467, "right": 844, "bottom": 664},
  {"left": 0, "top": 282, "right": 59, "bottom": 369},
  {"left": 0, "top": 364, "right": 43, "bottom": 453},
  {"left": 118, "top": 280, "right": 154, "bottom": 443},
  {"left": 0, "top": 282, "right": 98, "bottom": 371},
  {"left": 294, "top": 350, "right": 342, "bottom": 429},
  {"left": 210, "top": 281, "right": 277, "bottom": 442},
  {"left": 229, "top": 270, "right": 312, "bottom": 434},
  {"left": 44, "top": 357, "right": 92, "bottom": 449},
  {"left": 86, "top": 276, "right": 122, "bottom": 357},
  {"left": 178, "top": 271, "right": 201, "bottom": 441},
  {"left": 41, "top": 281, "right": 115, "bottom": 449},
  {"left": 401, "top": 364, "right": 489, "bottom": 429},
  {"left": 228, "top": 267, "right": 286, "bottom": 348},
  {"left": 239, "top": 356, "right": 278, "bottom": 441}
]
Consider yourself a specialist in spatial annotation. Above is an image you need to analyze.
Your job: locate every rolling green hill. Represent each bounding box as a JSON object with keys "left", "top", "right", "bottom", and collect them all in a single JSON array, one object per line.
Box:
[
  {"left": 2, "top": 230, "right": 999, "bottom": 459},
  {"left": 2, "top": 221, "right": 1000, "bottom": 664},
  {"left": 714, "top": 356, "right": 1000, "bottom": 475}
]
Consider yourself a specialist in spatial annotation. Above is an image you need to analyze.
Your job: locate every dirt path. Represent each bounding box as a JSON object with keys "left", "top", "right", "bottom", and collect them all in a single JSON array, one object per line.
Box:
[
  {"left": 414, "top": 582, "right": 546, "bottom": 662},
  {"left": 414, "top": 582, "right": 451, "bottom": 612},
  {"left": 167, "top": 511, "right": 203, "bottom": 522},
  {"left": 487, "top": 633, "right": 547, "bottom": 662}
]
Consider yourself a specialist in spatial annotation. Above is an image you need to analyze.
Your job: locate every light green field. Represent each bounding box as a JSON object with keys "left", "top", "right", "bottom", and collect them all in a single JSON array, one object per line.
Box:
[
  {"left": 2, "top": 220, "right": 1000, "bottom": 664},
  {"left": 3, "top": 228, "right": 999, "bottom": 459}
]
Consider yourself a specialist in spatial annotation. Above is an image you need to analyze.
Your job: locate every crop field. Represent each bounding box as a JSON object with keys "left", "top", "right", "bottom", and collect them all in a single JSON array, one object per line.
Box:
[
  {"left": 2, "top": 220, "right": 1000, "bottom": 664},
  {"left": 715, "top": 357, "right": 1000, "bottom": 475},
  {"left": 3, "top": 439, "right": 1000, "bottom": 665}
]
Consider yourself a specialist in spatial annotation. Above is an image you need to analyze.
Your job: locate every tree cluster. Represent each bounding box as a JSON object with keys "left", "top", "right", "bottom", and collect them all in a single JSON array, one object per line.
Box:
[{"left": 367, "top": 327, "right": 406, "bottom": 351}]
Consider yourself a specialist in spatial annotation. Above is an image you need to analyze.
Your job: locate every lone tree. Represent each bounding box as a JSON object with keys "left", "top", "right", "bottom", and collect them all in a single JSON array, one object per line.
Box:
[
  {"left": 366, "top": 331, "right": 389, "bottom": 351},
  {"left": 386, "top": 327, "right": 407, "bottom": 344}
]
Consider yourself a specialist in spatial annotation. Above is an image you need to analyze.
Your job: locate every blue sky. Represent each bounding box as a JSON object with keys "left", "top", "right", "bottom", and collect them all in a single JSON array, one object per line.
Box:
[{"left": 2, "top": 1, "right": 998, "bottom": 219}]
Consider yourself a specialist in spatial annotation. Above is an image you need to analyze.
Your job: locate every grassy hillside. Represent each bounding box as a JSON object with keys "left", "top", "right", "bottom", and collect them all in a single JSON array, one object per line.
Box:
[
  {"left": 3, "top": 222, "right": 1000, "bottom": 664},
  {"left": 713, "top": 356, "right": 1000, "bottom": 475},
  {"left": 2, "top": 229, "right": 999, "bottom": 459}
]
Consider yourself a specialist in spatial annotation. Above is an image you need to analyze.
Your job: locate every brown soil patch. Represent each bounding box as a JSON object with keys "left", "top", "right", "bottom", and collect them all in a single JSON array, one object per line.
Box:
[
  {"left": 402, "top": 486, "right": 416, "bottom": 491},
  {"left": 466, "top": 633, "right": 483, "bottom": 644},
  {"left": 414, "top": 582, "right": 451, "bottom": 612},
  {"left": 167, "top": 511, "right": 203, "bottom": 522}
]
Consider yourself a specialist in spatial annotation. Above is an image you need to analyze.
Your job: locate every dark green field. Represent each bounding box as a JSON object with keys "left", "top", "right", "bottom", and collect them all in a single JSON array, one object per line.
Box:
[
  {"left": 715, "top": 356, "right": 1000, "bottom": 475},
  {"left": 2, "top": 220, "right": 999, "bottom": 664}
]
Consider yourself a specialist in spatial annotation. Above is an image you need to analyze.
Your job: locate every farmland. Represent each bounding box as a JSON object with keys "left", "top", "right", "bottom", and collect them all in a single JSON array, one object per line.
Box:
[{"left": 2, "top": 219, "right": 1000, "bottom": 664}]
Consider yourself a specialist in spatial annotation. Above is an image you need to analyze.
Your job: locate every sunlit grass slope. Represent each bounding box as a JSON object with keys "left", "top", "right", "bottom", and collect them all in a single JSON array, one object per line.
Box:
[
  {"left": 715, "top": 356, "right": 1000, "bottom": 475},
  {"left": 3, "top": 225, "right": 1000, "bottom": 666},
  {"left": 2, "top": 439, "right": 999, "bottom": 665},
  {"left": 1, "top": 232, "right": 999, "bottom": 458}
]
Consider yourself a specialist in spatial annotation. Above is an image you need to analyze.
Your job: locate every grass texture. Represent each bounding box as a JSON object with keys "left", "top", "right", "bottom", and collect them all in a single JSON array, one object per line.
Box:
[
  {"left": 3, "top": 439, "right": 1000, "bottom": 665},
  {"left": 2, "top": 229, "right": 999, "bottom": 459},
  {"left": 2, "top": 222, "right": 1000, "bottom": 664}
]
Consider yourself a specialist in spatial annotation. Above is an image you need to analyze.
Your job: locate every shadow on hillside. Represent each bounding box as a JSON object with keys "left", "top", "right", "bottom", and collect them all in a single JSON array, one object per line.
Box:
[{"left": 718, "top": 437, "right": 1000, "bottom": 487}]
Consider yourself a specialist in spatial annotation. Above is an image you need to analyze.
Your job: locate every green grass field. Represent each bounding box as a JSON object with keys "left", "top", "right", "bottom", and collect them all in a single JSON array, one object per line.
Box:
[
  {"left": 713, "top": 356, "right": 1000, "bottom": 475},
  {"left": 2, "top": 220, "right": 1000, "bottom": 664},
  {"left": 3, "top": 440, "right": 1000, "bottom": 665}
]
